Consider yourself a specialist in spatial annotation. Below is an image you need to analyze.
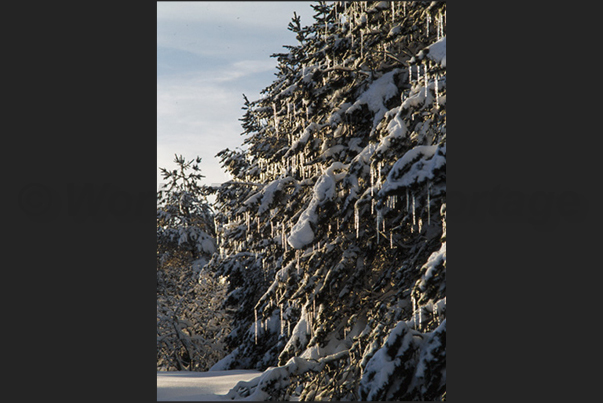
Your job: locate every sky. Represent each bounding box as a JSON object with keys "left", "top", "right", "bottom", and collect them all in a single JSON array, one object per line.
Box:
[{"left": 157, "top": 1, "right": 317, "bottom": 190}]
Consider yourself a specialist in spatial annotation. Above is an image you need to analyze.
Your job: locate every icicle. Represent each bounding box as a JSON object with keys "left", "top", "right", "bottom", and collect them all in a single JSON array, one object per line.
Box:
[
  {"left": 370, "top": 164, "right": 374, "bottom": 197},
  {"left": 390, "top": 231, "right": 393, "bottom": 249},
  {"left": 408, "top": 64, "right": 412, "bottom": 83},
  {"left": 254, "top": 308, "right": 258, "bottom": 345},
  {"left": 391, "top": 1, "right": 395, "bottom": 24},
  {"left": 257, "top": 216, "right": 260, "bottom": 232},
  {"left": 411, "top": 294, "right": 417, "bottom": 330},
  {"left": 280, "top": 304, "right": 284, "bottom": 336},
  {"left": 426, "top": 12, "right": 430, "bottom": 35},
  {"left": 424, "top": 62, "right": 428, "bottom": 93},
  {"left": 434, "top": 301, "right": 440, "bottom": 326},
  {"left": 412, "top": 193, "right": 416, "bottom": 230},
  {"left": 273, "top": 103, "right": 279, "bottom": 137},
  {"left": 418, "top": 304, "right": 422, "bottom": 330},
  {"left": 310, "top": 304, "right": 314, "bottom": 338},
  {"left": 360, "top": 30, "right": 364, "bottom": 58},
  {"left": 354, "top": 205, "right": 360, "bottom": 238},
  {"left": 306, "top": 306, "right": 311, "bottom": 335},
  {"left": 292, "top": 154, "right": 296, "bottom": 177},
  {"left": 406, "top": 188, "right": 410, "bottom": 211},
  {"left": 437, "top": 11, "right": 442, "bottom": 40}
]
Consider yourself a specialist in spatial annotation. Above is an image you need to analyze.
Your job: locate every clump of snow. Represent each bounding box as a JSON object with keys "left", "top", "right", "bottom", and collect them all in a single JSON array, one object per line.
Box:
[
  {"left": 388, "top": 25, "right": 402, "bottom": 37},
  {"left": 327, "top": 102, "right": 353, "bottom": 126},
  {"left": 375, "top": 106, "right": 408, "bottom": 156},
  {"left": 412, "top": 319, "right": 446, "bottom": 397},
  {"left": 324, "top": 144, "right": 346, "bottom": 158},
  {"left": 287, "top": 122, "right": 322, "bottom": 156},
  {"left": 418, "top": 242, "right": 446, "bottom": 292},
  {"left": 313, "top": 172, "right": 336, "bottom": 203},
  {"left": 351, "top": 142, "right": 377, "bottom": 168},
  {"left": 301, "top": 64, "right": 320, "bottom": 84},
  {"left": 209, "top": 347, "right": 239, "bottom": 372},
  {"left": 346, "top": 69, "right": 401, "bottom": 134},
  {"left": 287, "top": 217, "right": 316, "bottom": 250},
  {"left": 244, "top": 177, "right": 294, "bottom": 215},
  {"left": 426, "top": 36, "right": 446, "bottom": 67},
  {"left": 386, "top": 109, "right": 407, "bottom": 139},
  {"left": 200, "top": 236, "right": 217, "bottom": 255},
  {"left": 379, "top": 144, "right": 446, "bottom": 196},
  {"left": 300, "top": 333, "right": 350, "bottom": 361},
  {"left": 401, "top": 85, "right": 428, "bottom": 110},
  {"left": 288, "top": 162, "right": 347, "bottom": 249},
  {"left": 225, "top": 348, "right": 350, "bottom": 400},
  {"left": 414, "top": 319, "right": 446, "bottom": 381},
  {"left": 280, "top": 305, "right": 311, "bottom": 359},
  {"left": 359, "top": 321, "right": 420, "bottom": 400}
]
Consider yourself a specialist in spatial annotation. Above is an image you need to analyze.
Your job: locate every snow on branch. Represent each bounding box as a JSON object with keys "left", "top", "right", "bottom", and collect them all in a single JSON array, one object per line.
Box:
[
  {"left": 346, "top": 69, "right": 401, "bottom": 134},
  {"left": 379, "top": 144, "right": 446, "bottom": 196}
]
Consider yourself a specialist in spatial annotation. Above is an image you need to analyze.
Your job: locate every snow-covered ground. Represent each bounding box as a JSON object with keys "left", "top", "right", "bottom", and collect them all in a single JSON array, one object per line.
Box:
[{"left": 157, "top": 370, "right": 262, "bottom": 401}]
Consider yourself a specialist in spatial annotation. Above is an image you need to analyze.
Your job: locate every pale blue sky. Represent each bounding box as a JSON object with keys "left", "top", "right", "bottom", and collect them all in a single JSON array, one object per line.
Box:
[{"left": 157, "top": 1, "right": 317, "bottom": 189}]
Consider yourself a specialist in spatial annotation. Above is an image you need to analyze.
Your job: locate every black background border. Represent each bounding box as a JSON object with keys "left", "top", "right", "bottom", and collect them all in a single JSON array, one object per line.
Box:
[{"left": 5, "top": 2, "right": 600, "bottom": 402}]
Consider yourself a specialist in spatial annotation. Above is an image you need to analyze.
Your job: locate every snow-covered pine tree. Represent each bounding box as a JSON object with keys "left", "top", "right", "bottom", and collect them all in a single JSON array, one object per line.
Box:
[
  {"left": 208, "top": 1, "right": 446, "bottom": 400},
  {"left": 157, "top": 155, "right": 231, "bottom": 371}
]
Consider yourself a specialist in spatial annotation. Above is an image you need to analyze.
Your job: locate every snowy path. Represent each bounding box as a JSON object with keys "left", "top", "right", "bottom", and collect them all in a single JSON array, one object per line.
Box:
[{"left": 157, "top": 370, "right": 262, "bottom": 401}]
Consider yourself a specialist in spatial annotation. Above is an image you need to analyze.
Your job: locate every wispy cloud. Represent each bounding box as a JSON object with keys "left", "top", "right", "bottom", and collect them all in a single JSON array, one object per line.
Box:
[
  {"left": 157, "top": 2, "right": 316, "bottom": 188},
  {"left": 217, "top": 59, "right": 277, "bottom": 82},
  {"left": 157, "top": 60, "right": 276, "bottom": 187}
]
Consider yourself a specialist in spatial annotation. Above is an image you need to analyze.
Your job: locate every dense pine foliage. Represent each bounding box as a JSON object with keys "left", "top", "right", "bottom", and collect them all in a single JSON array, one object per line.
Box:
[{"left": 180, "top": 1, "right": 445, "bottom": 400}]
